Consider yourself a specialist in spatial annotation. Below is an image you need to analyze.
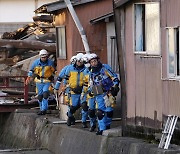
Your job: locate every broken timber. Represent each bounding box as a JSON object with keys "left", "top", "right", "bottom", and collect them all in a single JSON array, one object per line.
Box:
[{"left": 0, "top": 39, "right": 56, "bottom": 52}]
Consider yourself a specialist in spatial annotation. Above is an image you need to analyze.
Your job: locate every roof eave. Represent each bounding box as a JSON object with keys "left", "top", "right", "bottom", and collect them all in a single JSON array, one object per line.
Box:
[
  {"left": 90, "top": 12, "right": 114, "bottom": 24},
  {"left": 35, "top": 0, "right": 97, "bottom": 14},
  {"left": 113, "top": 0, "right": 131, "bottom": 8}
]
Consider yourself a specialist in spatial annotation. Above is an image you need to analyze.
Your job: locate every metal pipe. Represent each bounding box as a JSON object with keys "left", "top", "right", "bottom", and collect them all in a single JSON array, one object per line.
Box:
[{"left": 64, "top": 0, "right": 90, "bottom": 53}]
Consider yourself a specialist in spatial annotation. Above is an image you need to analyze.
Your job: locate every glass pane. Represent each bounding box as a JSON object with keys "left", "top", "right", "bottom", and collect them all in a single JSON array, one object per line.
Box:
[
  {"left": 56, "top": 26, "right": 66, "bottom": 59},
  {"left": 168, "top": 28, "right": 175, "bottom": 74},
  {"left": 135, "top": 4, "right": 144, "bottom": 51},
  {"left": 57, "top": 28, "right": 62, "bottom": 57},
  {"left": 145, "top": 3, "right": 160, "bottom": 54}
]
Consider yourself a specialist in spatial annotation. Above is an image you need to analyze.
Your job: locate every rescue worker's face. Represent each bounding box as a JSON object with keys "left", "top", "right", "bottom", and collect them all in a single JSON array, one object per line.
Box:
[
  {"left": 90, "top": 58, "right": 98, "bottom": 67},
  {"left": 76, "top": 60, "right": 84, "bottom": 66},
  {"left": 40, "top": 56, "right": 48, "bottom": 62}
]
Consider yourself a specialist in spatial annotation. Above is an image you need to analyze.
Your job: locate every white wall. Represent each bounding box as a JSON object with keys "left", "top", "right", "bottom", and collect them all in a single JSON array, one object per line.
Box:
[{"left": 0, "top": 0, "right": 55, "bottom": 22}]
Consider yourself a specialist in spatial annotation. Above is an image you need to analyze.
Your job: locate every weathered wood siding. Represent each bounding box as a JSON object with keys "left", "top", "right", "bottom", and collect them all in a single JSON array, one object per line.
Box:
[
  {"left": 55, "top": 0, "right": 112, "bottom": 71},
  {"left": 114, "top": 0, "right": 178, "bottom": 130},
  {"left": 161, "top": 0, "right": 180, "bottom": 119},
  {"left": 114, "top": 0, "right": 180, "bottom": 130},
  {"left": 124, "top": 3, "right": 162, "bottom": 128}
]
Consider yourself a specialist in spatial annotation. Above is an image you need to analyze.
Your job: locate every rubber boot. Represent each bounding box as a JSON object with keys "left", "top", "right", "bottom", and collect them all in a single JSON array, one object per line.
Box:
[
  {"left": 89, "top": 125, "right": 96, "bottom": 132},
  {"left": 71, "top": 116, "right": 75, "bottom": 125},
  {"left": 82, "top": 122, "right": 88, "bottom": 128}
]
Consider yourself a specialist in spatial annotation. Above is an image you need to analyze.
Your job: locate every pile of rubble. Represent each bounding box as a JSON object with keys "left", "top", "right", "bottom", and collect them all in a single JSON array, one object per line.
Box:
[
  {"left": 0, "top": 15, "right": 56, "bottom": 71},
  {"left": 0, "top": 15, "right": 57, "bottom": 104}
]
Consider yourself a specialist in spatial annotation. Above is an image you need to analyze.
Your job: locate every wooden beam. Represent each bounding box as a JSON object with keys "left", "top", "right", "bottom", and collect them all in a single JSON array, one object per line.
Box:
[{"left": 0, "top": 39, "right": 56, "bottom": 53}]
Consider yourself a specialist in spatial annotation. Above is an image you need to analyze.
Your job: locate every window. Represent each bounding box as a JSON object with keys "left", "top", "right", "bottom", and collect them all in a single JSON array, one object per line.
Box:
[
  {"left": 56, "top": 26, "right": 67, "bottom": 59},
  {"left": 110, "top": 36, "right": 119, "bottom": 73},
  {"left": 167, "top": 28, "right": 180, "bottom": 77},
  {"left": 134, "top": 3, "right": 160, "bottom": 54}
]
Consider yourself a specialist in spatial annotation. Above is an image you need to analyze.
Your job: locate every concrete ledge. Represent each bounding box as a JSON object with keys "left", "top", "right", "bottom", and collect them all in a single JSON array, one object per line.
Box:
[
  {"left": 0, "top": 112, "right": 180, "bottom": 154},
  {"left": 0, "top": 149, "right": 52, "bottom": 154},
  {"left": 103, "top": 126, "right": 122, "bottom": 137}
]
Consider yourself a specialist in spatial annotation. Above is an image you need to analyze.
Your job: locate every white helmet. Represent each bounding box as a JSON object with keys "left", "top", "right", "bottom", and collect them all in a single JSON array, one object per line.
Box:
[
  {"left": 82, "top": 53, "right": 91, "bottom": 63},
  {"left": 39, "top": 49, "right": 48, "bottom": 57},
  {"left": 76, "top": 53, "right": 84, "bottom": 61},
  {"left": 70, "top": 55, "right": 77, "bottom": 64},
  {"left": 89, "top": 53, "right": 99, "bottom": 61}
]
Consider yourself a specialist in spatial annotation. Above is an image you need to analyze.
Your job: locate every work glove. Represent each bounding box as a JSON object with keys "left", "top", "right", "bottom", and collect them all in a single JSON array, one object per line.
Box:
[
  {"left": 104, "top": 95, "right": 111, "bottom": 107},
  {"left": 25, "top": 76, "right": 31, "bottom": 85},
  {"left": 110, "top": 85, "right": 120, "bottom": 97}
]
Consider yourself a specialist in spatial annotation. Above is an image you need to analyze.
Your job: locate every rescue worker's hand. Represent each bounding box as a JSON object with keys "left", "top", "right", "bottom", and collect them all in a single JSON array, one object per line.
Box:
[
  {"left": 61, "top": 85, "right": 66, "bottom": 92},
  {"left": 54, "top": 89, "right": 58, "bottom": 95},
  {"left": 110, "top": 85, "right": 119, "bottom": 97},
  {"left": 89, "top": 92, "right": 94, "bottom": 97},
  {"left": 25, "top": 76, "right": 31, "bottom": 85}
]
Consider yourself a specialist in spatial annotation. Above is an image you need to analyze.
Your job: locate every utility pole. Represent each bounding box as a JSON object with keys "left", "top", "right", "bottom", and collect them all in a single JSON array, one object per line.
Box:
[{"left": 64, "top": 0, "right": 90, "bottom": 53}]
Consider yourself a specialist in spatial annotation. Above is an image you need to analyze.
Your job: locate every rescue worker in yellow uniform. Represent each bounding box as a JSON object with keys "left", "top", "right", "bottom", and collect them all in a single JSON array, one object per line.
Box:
[
  {"left": 26, "top": 49, "right": 56, "bottom": 115},
  {"left": 63, "top": 53, "right": 87, "bottom": 127},
  {"left": 54, "top": 55, "right": 77, "bottom": 105}
]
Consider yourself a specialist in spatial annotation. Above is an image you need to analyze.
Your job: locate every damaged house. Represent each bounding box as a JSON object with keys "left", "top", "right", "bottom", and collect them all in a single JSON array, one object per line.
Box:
[{"left": 35, "top": 0, "right": 116, "bottom": 71}]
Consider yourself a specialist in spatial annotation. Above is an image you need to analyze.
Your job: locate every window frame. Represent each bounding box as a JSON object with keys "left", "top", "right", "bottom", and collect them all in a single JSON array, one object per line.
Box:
[
  {"left": 110, "top": 36, "right": 119, "bottom": 73},
  {"left": 133, "top": 2, "right": 160, "bottom": 55},
  {"left": 167, "top": 27, "right": 180, "bottom": 78}
]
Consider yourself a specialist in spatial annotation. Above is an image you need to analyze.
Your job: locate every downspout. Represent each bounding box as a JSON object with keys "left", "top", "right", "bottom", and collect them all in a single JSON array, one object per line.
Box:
[{"left": 64, "top": 0, "right": 90, "bottom": 53}]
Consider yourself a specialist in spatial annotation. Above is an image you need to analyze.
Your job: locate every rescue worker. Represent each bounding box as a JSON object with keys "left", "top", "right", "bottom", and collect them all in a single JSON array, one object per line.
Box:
[
  {"left": 63, "top": 53, "right": 87, "bottom": 127},
  {"left": 85, "top": 53, "right": 120, "bottom": 135},
  {"left": 54, "top": 55, "right": 77, "bottom": 92},
  {"left": 54, "top": 56, "right": 77, "bottom": 124},
  {"left": 81, "top": 53, "right": 97, "bottom": 132},
  {"left": 26, "top": 49, "right": 56, "bottom": 115}
]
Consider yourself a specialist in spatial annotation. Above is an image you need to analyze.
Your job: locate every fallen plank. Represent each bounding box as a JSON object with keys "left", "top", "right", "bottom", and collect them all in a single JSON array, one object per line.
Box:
[{"left": 0, "top": 39, "right": 56, "bottom": 52}]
